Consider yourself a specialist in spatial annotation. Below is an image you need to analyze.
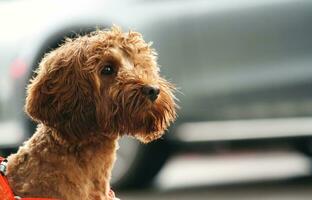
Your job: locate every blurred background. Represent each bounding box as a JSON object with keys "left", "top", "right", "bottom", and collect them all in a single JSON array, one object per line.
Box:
[{"left": 1, "top": 0, "right": 312, "bottom": 199}]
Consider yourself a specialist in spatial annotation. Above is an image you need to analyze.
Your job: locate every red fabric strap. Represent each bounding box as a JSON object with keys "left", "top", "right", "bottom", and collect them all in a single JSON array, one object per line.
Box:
[{"left": 0, "top": 157, "right": 15, "bottom": 200}]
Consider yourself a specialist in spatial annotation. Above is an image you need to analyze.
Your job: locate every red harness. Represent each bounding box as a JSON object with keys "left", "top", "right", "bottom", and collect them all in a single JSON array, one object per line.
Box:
[{"left": 0, "top": 157, "right": 57, "bottom": 200}]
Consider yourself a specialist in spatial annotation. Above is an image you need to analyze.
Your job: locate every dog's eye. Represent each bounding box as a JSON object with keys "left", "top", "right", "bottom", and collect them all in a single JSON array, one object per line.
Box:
[{"left": 101, "top": 63, "right": 115, "bottom": 76}]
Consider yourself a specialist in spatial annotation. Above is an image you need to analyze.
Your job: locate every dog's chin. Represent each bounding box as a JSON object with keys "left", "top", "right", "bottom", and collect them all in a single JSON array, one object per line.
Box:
[
  {"left": 125, "top": 111, "right": 171, "bottom": 143},
  {"left": 134, "top": 130, "right": 165, "bottom": 143},
  {"left": 120, "top": 122, "right": 162, "bottom": 143},
  {"left": 116, "top": 92, "right": 176, "bottom": 143}
]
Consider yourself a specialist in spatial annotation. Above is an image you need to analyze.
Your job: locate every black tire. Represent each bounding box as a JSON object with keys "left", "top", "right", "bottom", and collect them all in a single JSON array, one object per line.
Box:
[
  {"left": 112, "top": 137, "right": 171, "bottom": 189},
  {"left": 298, "top": 138, "right": 312, "bottom": 157},
  {"left": 0, "top": 148, "right": 18, "bottom": 157}
]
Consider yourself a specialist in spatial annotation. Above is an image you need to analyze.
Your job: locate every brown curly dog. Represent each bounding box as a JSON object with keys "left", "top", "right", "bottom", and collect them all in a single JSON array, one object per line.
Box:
[{"left": 5, "top": 26, "right": 176, "bottom": 200}]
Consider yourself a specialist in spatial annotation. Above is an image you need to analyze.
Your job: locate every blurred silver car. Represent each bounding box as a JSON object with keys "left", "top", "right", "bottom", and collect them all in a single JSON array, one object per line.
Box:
[{"left": 1, "top": 0, "right": 312, "bottom": 188}]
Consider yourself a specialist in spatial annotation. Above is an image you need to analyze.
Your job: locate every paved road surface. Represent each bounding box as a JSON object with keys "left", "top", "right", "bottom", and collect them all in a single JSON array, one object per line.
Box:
[
  {"left": 117, "top": 150, "right": 312, "bottom": 200},
  {"left": 119, "top": 178, "right": 312, "bottom": 200}
]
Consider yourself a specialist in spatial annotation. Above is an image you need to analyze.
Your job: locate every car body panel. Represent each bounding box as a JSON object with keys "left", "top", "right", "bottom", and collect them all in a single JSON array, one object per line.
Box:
[{"left": 1, "top": 0, "right": 312, "bottom": 147}]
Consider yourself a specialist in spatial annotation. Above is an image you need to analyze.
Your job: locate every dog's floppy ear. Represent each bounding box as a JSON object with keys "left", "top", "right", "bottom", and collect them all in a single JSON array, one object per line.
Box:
[{"left": 25, "top": 41, "right": 98, "bottom": 139}]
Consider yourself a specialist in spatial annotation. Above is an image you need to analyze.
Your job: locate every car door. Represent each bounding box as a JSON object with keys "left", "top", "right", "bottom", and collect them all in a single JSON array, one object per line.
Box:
[
  {"left": 125, "top": 0, "right": 312, "bottom": 120},
  {"left": 123, "top": 0, "right": 312, "bottom": 140}
]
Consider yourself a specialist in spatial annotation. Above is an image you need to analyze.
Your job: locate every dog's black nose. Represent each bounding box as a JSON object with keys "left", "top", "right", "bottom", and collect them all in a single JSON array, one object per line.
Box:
[{"left": 142, "top": 85, "right": 160, "bottom": 102}]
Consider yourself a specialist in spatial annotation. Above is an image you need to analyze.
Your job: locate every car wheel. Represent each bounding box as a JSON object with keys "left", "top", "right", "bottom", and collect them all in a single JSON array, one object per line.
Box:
[
  {"left": 0, "top": 148, "right": 17, "bottom": 157},
  {"left": 298, "top": 139, "right": 312, "bottom": 157},
  {"left": 112, "top": 136, "right": 170, "bottom": 189}
]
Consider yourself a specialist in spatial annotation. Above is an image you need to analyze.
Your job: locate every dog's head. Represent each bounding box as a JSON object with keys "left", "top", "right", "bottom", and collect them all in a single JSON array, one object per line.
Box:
[{"left": 25, "top": 26, "right": 177, "bottom": 143}]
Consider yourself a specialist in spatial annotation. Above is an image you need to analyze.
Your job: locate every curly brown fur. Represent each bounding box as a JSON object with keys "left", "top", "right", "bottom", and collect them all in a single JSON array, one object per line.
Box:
[{"left": 6, "top": 26, "right": 176, "bottom": 200}]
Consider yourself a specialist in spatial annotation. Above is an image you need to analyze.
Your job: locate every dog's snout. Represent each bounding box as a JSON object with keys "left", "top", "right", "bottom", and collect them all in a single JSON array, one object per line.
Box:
[{"left": 142, "top": 85, "right": 160, "bottom": 102}]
